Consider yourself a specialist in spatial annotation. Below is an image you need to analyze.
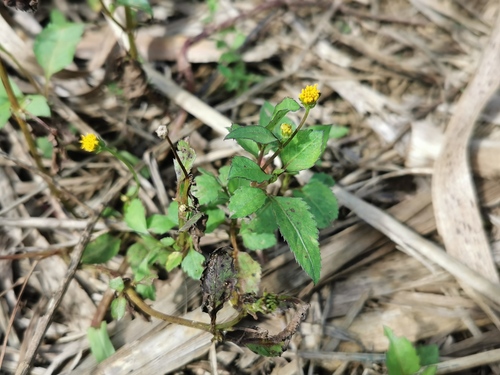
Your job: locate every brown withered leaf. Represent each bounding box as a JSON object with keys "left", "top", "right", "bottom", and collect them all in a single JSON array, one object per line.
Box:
[
  {"left": 223, "top": 297, "right": 309, "bottom": 357},
  {"left": 201, "top": 247, "right": 237, "bottom": 333}
]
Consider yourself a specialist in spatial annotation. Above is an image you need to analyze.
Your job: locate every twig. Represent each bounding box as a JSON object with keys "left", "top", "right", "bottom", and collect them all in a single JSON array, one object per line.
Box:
[
  {"left": 0, "top": 260, "right": 39, "bottom": 369},
  {"left": 14, "top": 162, "right": 137, "bottom": 374},
  {"left": 432, "top": 0, "right": 500, "bottom": 282},
  {"left": 332, "top": 184, "right": 500, "bottom": 307}
]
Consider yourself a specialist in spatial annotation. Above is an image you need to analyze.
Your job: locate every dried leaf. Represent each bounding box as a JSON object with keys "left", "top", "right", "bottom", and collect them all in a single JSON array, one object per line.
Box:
[{"left": 201, "top": 247, "right": 237, "bottom": 332}]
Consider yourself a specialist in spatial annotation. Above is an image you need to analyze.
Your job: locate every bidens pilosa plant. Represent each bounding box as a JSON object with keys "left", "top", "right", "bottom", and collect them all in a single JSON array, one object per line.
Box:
[{"left": 80, "top": 84, "right": 339, "bottom": 359}]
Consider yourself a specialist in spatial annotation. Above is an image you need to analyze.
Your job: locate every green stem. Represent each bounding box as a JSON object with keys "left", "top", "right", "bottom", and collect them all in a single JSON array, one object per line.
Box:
[
  {"left": 0, "top": 57, "right": 66, "bottom": 201},
  {"left": 99, "top": 0, "right": 127, "bottom": 32},
  {"left": 124, "top": 6, "right": 138, "bottom": 60},
  {"left": 0, "top": 60, "right": 39, "bottom": 165},
  {"left": 104, "top": 146, "right": 140, "bottom": 198},
  {"left": 262, "top": 107, "right": 311, "bottom": 171}
]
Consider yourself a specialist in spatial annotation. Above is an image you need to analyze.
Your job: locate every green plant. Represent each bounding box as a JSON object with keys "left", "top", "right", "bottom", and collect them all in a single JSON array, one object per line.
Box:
[
  {"left": 384, "top": 326, "right": 439, "bottom": 375},
  {"left": 216, "top": 29, "right": 262, "bottom": 94},
  {"left": 34, "top": 10, "right": 84, "bottom": 84},
  {"left": 0, "top": 9, "right": 83, "bottom": 205},
  {"left": 80, "top": 83, "right": 344, "bottom": 360}
]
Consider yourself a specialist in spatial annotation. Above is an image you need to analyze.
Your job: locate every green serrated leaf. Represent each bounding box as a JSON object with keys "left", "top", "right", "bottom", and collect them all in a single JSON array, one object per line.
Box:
[
  {"left": 166, "top": 251, "right": 183, "bottom": 272},
  {"left": 21, "top": 95, "right": 51, "bottom": 118},
  {"left": 141, "top": 234, "right": 163, "bottom": 253},
  {"left": 124, "top": 198, "right": 148, "bottom": 234},
  {"left": 205, "top": 207, "right": 226, "bottom": 233},
  {"left": 228, "top": 156, "right": 271, "bottom": 183},
  {"left": 127, "top": 242, "right": 147, "bottom": 268},
  {"left": 269, "top": 196, "right": 320, "bottom": 283},
  {"left": 156, "top": 249, "right": 169, "bottom": 266},
  {"left": 265, "top": 98, "right": 301, "bottom": 132},
  {"left": 192, "top": 168, "right": 226, "bottom": 205},
  {"left": 240, "top": 203, "right": 277, "bottom": 250},
  {"left": 226, "top": 124, "right": 260, "bottom": 157},
  {"left": 237, "top": 252, "right": 261, "bottom": 294},
  {"left": 87, "top": 322, "right": 115, "bottom": 363},
  {"left": 281, "top": 129, "right": 323, "bottom": 172},
  {"left": 147, "top": 214, "right": 177, "bottom": 234},
  {"left": 34, "top": 20, "right": 84, "bottom": 80},
  {"left": 116, "top": 0, "right": 152, "bottom": 16},
  {"left": 293, "top": 181, "right": 338, "bottom": 229},
  {"left": 111, "top": 296, "right": 127, "bottom": 320},
  {"left": 227, "top": 176, "right": 250, "bottom": 195},
  {"left": 82, "top": 233, "right": 121, "bottom": 264},
  {"left": 36, "top": 136, "right": 53, "bottom": 158},
  {"left": 166, "top": 201, "right": 179, "bottom": 227},
  {"left": 417, "top": 344, "right": 439, "bottom": 366},
  {"left": 259, "top": 101, "right": 275, "bottom": 127},
  {"left": 308, "top": 125, "right": 331, "bottom": 154},
  {"left": 384, "top": 326, "right": 421, "bottom": 375},
  {"left": 217, "top": 166, "right": 231, "bottom": 187},
  {"left": 109, "top": 277, "right": 125, "bottom": 292},
  {"left": 136, "top": 283, "right": 156, "bottom": 300},
  {"left": 241, "top": 225, "right": 276, "bottom": 250},
  {"left": 225, "top": 125, "right": 278, "bottom": 145},
  {"left": 181, "top": 249, "right": 205, "bottom": 280},
  {"left": 310, "top": 172, "right": 335, "bottom": 187},
  {"left": 228, "top": 187, "right": 267, "bottom": 218},
  {"left": 174, "top": 140, "right": 196, "bottom": 181},
  {"left": 50, "top": 9, "right": 67, "bottom": 25}
]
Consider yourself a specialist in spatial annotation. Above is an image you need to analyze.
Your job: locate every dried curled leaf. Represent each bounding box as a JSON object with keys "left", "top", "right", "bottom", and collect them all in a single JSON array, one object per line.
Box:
[
  {"left": 201, "top": 247, "right": 237, "bottom": 332},
  {"left": 223, "top": 296, "right": 309, "bottom": 356}
]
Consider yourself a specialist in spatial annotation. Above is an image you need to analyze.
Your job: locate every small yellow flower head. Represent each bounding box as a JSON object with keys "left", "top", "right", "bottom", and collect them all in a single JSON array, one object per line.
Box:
[
  {"left": 80, "top": 133, "right": 102, "bottom": 153},
  {"left": 280, "top": 123, "right": 293, "bottom": 138},
  {"left": 298, "top": 84, "right": 320, "bottom": 108}
]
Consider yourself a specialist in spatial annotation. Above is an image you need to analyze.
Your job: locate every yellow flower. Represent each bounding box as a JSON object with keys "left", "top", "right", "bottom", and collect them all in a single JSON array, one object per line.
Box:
[
  {"left": 298, "top": 84, "right": 320, "bottom": 107},
  {"left": 280, "top": 123, "right": 293, "bottom": 137},
  {"left": 80, "top": 133, "right": 100, "bottom": 152}
]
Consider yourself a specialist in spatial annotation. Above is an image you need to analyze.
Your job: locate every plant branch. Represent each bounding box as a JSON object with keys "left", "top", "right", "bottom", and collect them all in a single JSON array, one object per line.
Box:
[{"left": 123, "top": 283, "right": 212, "bottom": 332}]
